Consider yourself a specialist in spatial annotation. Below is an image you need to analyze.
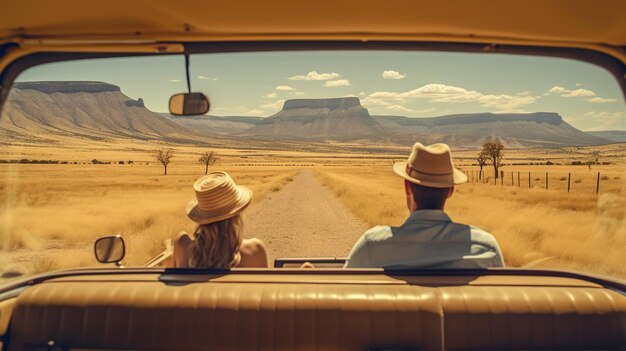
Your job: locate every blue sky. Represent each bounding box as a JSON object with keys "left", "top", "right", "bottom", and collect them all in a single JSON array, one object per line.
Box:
[{"left": 16, "top": 51, "right": 626, "bottom": 131}]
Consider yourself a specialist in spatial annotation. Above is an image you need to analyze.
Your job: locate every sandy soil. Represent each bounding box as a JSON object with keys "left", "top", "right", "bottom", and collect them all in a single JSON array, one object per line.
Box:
[{"left": 245, "top": 170, "right": 368, "bottom": 264}]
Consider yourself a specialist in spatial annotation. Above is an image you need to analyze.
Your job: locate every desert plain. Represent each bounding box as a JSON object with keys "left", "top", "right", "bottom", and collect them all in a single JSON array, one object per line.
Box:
[{"left": 1, "top": 136, "right": 624, "bottom": 279}]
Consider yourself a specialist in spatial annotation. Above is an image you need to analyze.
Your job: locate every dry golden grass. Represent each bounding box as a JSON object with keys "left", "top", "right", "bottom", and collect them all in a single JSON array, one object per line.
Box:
[
  {"left": 0, "top": 162, "right": 296, "bottom": 275},
  {"left": 316, "top": 165, "right": 626, "bottom": 279},
  {"left": 1, "top": 138, "right": 625, "bottom": 281}
]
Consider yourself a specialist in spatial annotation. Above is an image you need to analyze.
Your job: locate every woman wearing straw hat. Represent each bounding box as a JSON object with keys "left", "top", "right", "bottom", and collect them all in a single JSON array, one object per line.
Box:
[{"left": 172, "top": 171, "right": 268, "bottom": 268}]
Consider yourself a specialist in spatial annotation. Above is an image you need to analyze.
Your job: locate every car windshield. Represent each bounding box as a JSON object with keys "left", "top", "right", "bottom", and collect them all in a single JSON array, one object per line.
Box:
[{"left": 0, "top": 50, "right": 624, "bottom": 278}]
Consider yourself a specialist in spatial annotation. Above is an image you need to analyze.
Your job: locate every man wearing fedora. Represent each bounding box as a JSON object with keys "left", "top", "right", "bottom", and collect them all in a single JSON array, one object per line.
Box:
[{"left": 344, "top": 142, "right": 504, "bottom": 269}]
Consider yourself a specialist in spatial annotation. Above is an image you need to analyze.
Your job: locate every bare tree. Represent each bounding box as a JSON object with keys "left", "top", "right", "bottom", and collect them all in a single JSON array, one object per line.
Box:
[
  {"left": 592, "top": 151, "right": 600, "bottom": 163},
  {"left": 477, "top": 151, "right": 488, "bottom": 180},
  {"left": 586, "top": 151, "right": 600, "bottom": 171},
  {"left": 198, "top": 151, "right": 219, "bottom": 175},
  {"left": 481, "top": 141, "right": 504, "bottom": 179},
  {"left": 154, "top": 148, "right": 174, "bottom": 175}
]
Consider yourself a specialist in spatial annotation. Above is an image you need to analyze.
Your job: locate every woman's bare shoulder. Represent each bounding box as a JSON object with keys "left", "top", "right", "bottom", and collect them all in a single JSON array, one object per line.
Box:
[{"left": 238, "top": 238, "right": 268, "bottom": 268}]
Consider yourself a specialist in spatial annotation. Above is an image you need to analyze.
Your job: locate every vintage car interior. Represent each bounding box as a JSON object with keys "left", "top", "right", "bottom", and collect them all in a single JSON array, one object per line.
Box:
[{"left": 1, "top": 1, "right": 626, "bottom": 350}]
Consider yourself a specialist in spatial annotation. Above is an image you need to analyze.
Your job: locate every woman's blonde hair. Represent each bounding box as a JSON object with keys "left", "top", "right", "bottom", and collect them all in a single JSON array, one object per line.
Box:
[{"left": 188, "top": 214, "right": 243, "bottom": 269}]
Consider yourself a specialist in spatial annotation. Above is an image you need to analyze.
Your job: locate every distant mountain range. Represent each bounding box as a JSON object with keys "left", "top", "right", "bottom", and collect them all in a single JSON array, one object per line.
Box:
[
  {"left": 159, "top": 114, "right": 262, "bottom": 136},
  {"left": 1, "top": 81, "right": 197, "bottom": 143},
  {"left": 587, "top": 130, "right": 626, "bottom": 142},
  {"left": 240, "top": 97, "right": 387, "bottom": 139},
  {"left": 166, "top": 97, "right": 610, "bottom": 148},
  {"left": 369, "top": 112, "right": 607, "bottom": 148},
  {"left": 1, "top": 81, "right": 619, "bottom": 148}
]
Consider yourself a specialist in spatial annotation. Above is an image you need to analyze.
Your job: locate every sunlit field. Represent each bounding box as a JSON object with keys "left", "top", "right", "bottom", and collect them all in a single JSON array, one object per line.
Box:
[
  {"left": 316, "top": 162, "right": 626, "bottom": 279},
  {"left": 1, "top": 139, "right": 625, "bottom": 279},
  {"left": 0, "top": 156, "right": 297, "bottom": 275}
]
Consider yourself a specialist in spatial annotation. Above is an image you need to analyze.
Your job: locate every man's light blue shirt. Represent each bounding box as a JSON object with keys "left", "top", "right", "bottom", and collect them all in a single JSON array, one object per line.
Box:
[{"left": 344, "top": 210, "right": 504, "bottom": 269}]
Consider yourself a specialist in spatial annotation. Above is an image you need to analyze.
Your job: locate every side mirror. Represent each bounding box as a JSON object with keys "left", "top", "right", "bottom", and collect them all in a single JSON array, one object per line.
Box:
[
  {"left": 169, "top": 93, "right": 210, "bottom": 116},
  {"left": 94, "top": 235, "right": 125, "bottom": 266}
]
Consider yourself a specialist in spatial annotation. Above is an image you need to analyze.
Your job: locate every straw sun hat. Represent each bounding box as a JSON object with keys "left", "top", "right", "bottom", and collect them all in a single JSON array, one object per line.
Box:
[
  {"left": 186, "top": 172, "right": 252, "bottom": 225},
  {"left": 393, "top": 142, "right": 467, "bottom": 188}
]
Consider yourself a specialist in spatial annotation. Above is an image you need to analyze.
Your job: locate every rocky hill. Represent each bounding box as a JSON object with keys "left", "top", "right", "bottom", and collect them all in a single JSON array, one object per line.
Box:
[
  {"left": 226, "top": 97, "right": 608, "bottom": 147},
  {"left": 1, "top": 81, "right": 197, "bottom": 142},
  {"left": 240, "top": 97, "right": 386, "bottom": 139},
  {"left": 161, "top": 114, "right": 262, "bottom": 136},
  {"left": 2, "top": 86, "right": 615, "bottom": 148},
  {"left": 373, "top": 112, "right": 608, "bottom": 148}
]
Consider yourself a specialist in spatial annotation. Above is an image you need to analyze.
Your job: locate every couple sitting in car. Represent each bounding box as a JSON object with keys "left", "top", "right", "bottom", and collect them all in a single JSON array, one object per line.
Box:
[{"left": 172, "top": 142, "right": 504, "bottom": 269}]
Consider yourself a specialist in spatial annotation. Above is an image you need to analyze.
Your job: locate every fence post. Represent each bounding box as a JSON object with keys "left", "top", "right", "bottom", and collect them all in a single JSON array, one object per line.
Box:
[
  {"left": 596, "top": 172, "right": 600, "bottom": 194},
  {"left": 501, "top": 171, "right": 504, "bottom": 185},
  {"left": 518, "top": 171, "right": 520, "bottom": 187},
  {"left": 528, "top": 172, "right": 531, "bottom": 188},
  {"left": 567, "top": 173, "right": 571, "bottom": 193},
  {"left": 546, "top": 172, "right": 548, "bottom": 190}
]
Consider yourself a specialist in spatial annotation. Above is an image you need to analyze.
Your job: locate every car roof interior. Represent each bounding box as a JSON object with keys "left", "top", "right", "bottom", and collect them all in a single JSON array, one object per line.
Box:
[{"left": 2, "top": 1, "right": 626, "bottom": 46}]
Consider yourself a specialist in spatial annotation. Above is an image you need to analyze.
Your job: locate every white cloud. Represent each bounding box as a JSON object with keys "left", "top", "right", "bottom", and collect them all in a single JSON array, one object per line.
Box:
[
  {"left": 383, "top": 70, "right": 406, "bottom": 80},
  {"left": 584, "top": 111, "right": 614, "bottom": 118},
  {"left": 548, "top": 86, "right": 569, "bottom": 94},
  {"left": 276, "top": 85, "right": 295, "bottom": 91},
  {"left": 386, "top": 104, "right": 412, "bottom": 112},
  {"left": 287, "top": 71, "right": 340, "bottom": 81},
  {"left": 263, "top": 92, "right": 278, "bottom": 99},
  {"left": 414, "top": 108, "right": 437, "bottom": 114},
  {"left": 197, "top": 75, "right": 217, "bottom": 81},
  {"left": 547, "top": 85, "right": 621, "bottom": 103},
  {"left": 363, "top": 83, "right": 538, "bottom": 111},
  {"left": 576, "top": 83, "right": 583, "bottom": 87},
  {"left": 243, "top": 109, "right": 264, "bottom": 116},
  {"left": 577, "top": 111, "right": 626, "bottom": 131},
  {"left": 324, "top": 79, "right": 352, "bottom": 87},
  {"left": 359, "top": 92, "right": 367, "bottom": 96},
  {"left": 260, "top": 99, "right": 285, "bottom": 110},
  {"left": 361, "top": 97, "right": 392, "bottom": 106},
  {"left": 289, "top": 91, "right": 306, "bottom": 96},
  {"left": 562, "top": 88, "right": 596, "bottom": 97},
  {"left": 587, "top": 97, "right": 617, "bottom": 103},
  {"left": 547, "top": 85, "right": 597, "bottom": 97},
  {"left": 168, "top": 79, "right": 181, "bottom": 83}
]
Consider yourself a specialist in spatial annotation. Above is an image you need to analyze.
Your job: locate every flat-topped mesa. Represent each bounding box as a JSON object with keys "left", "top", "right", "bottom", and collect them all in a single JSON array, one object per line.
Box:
[
  {"left": 13, "top": 81, "right": 121, "bottom": 94},
  {"left": 282, "top": 97, "right": 362, "bottom": 111}
]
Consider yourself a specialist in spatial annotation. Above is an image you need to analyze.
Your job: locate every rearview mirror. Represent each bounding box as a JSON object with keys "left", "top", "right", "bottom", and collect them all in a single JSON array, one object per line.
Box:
[
  {"left": 94, "top": 235, "right": 125, "bottom": 265},
  {"left": 169, "top": 93, "right": 210, "bottom": 116}
]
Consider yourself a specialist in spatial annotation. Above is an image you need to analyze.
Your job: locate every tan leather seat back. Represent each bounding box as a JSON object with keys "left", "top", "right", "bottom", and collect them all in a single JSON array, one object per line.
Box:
[
  {"left": 6, "top": 274, "right": 626, "bottom": 351},
  {"left": 8, "top": 281, "right": 443, "bottom": 350},
  {"left": 442, "top": 286, "right": 626, "bottom": 350}
]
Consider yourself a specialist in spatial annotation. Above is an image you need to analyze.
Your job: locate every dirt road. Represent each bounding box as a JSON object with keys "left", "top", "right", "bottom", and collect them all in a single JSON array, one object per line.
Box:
[{"left": 245, "top": 170, "right": 368, "bottom": 264}]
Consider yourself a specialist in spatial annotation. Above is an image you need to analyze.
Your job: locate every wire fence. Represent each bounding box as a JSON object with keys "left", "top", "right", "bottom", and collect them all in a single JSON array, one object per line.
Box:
[{"left": 465, "top": 169, "right": 618, "bottom": 195}]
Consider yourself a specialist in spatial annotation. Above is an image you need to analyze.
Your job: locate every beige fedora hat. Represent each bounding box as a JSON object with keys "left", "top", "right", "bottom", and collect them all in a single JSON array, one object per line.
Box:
[
  {"left": 393, "top": 142, "right": 467, "bottom": 188},
  {"left": 186, "top": 172, "right": 253, "bottom": 225}
]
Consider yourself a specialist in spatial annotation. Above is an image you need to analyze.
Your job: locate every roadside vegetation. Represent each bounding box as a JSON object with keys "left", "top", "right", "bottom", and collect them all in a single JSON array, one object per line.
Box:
[
  {"left": 0, "top": 161, "right": 297, "bottom": 275},
  {"left": 315, "top": 165, "right": 626, "bottom": 279},
  {"left": 0, "top": 140, "right": 623, "bottom": 279}
]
